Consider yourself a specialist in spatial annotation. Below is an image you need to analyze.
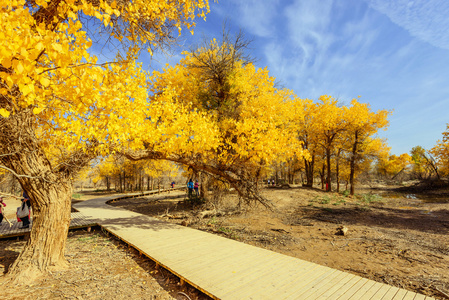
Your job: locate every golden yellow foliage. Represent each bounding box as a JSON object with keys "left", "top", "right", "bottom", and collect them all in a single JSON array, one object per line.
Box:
[
  {"left": 150, "top": 45, "right": 306, "bottom": 169},
  {"left": 430, "top": 124, "right": 449, "bottom": 177},
  {"left": 0, "top": 0, "right": 211, "bottom": 160}
]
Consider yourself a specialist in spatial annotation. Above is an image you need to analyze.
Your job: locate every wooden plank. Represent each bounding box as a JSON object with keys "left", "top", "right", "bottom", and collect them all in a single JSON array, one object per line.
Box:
[
  {"left": 369, "top": 284, "right": 395, "bottom": 300},
  {"left": 403, "top": 290, "right": 418, "bottom": 300},
  {"left": 347, "top": 279, "right": 378, "bottom": 299},
  {"left": 296, "top": 270, "right": 350, "bottom": 299},
  {"left": 316, "top": 273, "right": 358, "bottom": 299},
  {"left": 280, "top": 267, "right": 340, "bottom": 299},
  {"left": 211, "top": 251, "right": 309, "bottom": 296},
  {"left": 226, "top": 262, "right": 332, "bottom": 299},
  {"left": 351, "top": 281, "right": 384, "bottom": 299},
  {"left": 413, "top": 294, "right": 427, "bottom": 300},
  {"left": 392, "top": 288, "right": 409, "bottom": 300},
  {"left": 152, "top": 239, "right": 252, "bottom": 271},
  {"left": 381, "top": 286, "right": 401, "bottom": 300},
  {"left": 175, "top": 244, "right": 279, "bottom": 282},
  {"left": 330, "top": 277, "right": 368, "bottom": 299}
]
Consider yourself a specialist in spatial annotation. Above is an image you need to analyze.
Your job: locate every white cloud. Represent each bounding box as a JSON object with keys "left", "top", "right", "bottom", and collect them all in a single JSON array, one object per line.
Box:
[
  {"left": 284, "top": 0, "right": 334, "bottom": 68},
  {"left": 365, "top": 0, "right": 449, "bottom": 49},
  {"left": 226, "top": 0, "right": 279, "bottom": 37}
]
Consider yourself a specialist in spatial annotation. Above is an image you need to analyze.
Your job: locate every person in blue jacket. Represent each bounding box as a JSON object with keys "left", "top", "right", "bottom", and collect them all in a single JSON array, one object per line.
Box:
[{"left": 187, "top": 179, "right": 194, "bottom": 198}]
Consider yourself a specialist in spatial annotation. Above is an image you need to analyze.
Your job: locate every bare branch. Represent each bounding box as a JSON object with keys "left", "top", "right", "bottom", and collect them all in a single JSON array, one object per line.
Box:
[
  {"left": 0, "top": 191, "right": 22, "bottom": 199},
  {"left": 0, "top": 165, "right": 55, "bottom": 183}
]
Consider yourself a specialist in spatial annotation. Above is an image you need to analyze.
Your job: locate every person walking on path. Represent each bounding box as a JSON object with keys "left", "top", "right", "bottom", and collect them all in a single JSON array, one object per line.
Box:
[
  {"left": 194, "top": 180, "right": 200, "bottom": 197},
  {"left": 187, "top": 179, "right": 194, "bottom": 198},
  {"left": 19, "top": 190, "right": 32, "bottom": 229}
]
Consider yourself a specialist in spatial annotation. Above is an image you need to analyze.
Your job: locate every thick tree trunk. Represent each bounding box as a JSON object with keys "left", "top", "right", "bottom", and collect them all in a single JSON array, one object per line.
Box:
[
  {"left": 1, "top": 146, "right": 72, "bottom": 283},
  {"left": 8, "top": 181, "right": 72, "bottom": 282},
  {"left": 0, "top": 109, "right": 96, "bottom": 284},
  {"left": 304, "top": 156, "right": 314, "bottom": 187}
]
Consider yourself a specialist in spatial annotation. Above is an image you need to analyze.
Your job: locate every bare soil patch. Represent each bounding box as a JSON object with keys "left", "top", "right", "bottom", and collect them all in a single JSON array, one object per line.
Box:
[
  {"left": 110, "top": 185, "right": 449, "bottom": 300},
  {"left": 0, "top": 228, "right": 211, "bottom": 300}
]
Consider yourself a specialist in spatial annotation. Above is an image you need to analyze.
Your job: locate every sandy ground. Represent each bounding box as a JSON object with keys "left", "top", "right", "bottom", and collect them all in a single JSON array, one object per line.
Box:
[{"left": 110, "top": 185, "right": 449, "bottom": 300}]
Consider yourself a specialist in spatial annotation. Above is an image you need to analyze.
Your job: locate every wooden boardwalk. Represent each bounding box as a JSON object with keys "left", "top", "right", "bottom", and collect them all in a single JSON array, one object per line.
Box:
[
  {"left": 0, "top": 212, "right": 97, "bottom": 239},
  {"left": 71, "top": 192, "right": 435, "bottom": 300}
]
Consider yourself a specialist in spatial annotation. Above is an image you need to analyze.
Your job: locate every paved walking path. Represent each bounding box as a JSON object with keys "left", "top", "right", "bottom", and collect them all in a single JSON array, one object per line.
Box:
[{"left": 70, "top": 191, "right": 434, "bottom": 300}]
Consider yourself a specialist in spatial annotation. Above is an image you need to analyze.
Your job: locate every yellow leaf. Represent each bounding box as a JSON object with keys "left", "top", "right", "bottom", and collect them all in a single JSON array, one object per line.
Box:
[
  {"left": 33, "top": 107, "right": 45, "bottom": 114},
  {"left": 2, "top": 58, "right": 11, "bottom": 69},
  {"left": 52, "top": 44, "right": 63, "bottom": 52},
  {"left": 16, "top": 61, "right": 24, "bottom": 73},
  {"left": 40, "top": 77, "right": 50, "bottom": 87},
  {"left": 0, "top": 108, "right": 10, "bottom": 118},
  {"left": 21, "top": 84, "right": 32, "bottom": 96},
  {"left": 35, "top": 42, "right": 45, "bottom": 51}
]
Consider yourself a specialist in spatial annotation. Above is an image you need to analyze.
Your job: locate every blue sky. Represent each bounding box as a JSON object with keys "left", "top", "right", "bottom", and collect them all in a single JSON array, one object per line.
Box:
[{"left": 144, "top": 0, "right": 449, "bottom": 155}]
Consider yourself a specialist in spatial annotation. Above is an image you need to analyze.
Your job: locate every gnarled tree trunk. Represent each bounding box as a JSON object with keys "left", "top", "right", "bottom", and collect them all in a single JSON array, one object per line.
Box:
[
  {"left": 1, "top": 145, "right": 72, "bottom": 282},
  {"left": 8, "top": 177, "right": 72, "bottom": 282},
  {"left": 0, "top": 111, "right": 90, "bottom": 283}
]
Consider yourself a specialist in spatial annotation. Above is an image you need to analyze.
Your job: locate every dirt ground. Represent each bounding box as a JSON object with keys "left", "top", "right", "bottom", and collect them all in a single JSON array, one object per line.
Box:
[{"left": 110, "top": 184, "right": 449, "bottom": 300}]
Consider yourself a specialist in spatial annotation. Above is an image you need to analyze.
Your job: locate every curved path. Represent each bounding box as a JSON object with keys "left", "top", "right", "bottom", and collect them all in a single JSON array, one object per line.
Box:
[{"left": 73, "top": 191, "right": 434, "bottom": 300}]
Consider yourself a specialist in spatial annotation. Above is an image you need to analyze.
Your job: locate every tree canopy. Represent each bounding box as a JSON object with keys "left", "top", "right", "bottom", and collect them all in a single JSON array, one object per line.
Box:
[{"left": 0, "top": 0, "right": 211, "bottom": 282}]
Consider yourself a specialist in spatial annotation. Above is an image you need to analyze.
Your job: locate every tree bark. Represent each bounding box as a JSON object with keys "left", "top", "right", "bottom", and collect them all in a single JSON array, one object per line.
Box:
[
  {"left": 336, "top": 155, "right": 340, "bottom": 193},
  {"left": 8, "top": 178, "right": 72, "bottom": 282},
  {"left": 320, "top": 162, "right": 326, "bottom": 190},
  {"left": 326, "top": 146, "right": 331, "bottom": 192},
  {"left": 1, "top": 142, "right": 72, "bottom": 282},
  {"left": 303, "top": 156, "right": 314, "bottom": 187},
  {"left": 349, "top": 131, "right": 358, "bottom": 196}
]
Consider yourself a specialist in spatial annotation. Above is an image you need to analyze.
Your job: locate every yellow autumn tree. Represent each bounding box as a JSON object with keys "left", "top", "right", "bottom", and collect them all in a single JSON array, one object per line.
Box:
[
  {"left": 293, "top": 96, "right": 391, "bottom": 193},
  {"left": 312, "top": 95, "right": 348, "bottom": 191},
  {"left": 124, "top": 34, "right": 306, "bottom": 207},
  {"left": 429, "top": 125, "right": 449, "bottom": 178},
  {"left": 293, "top": 98, "right": 322, "bottom": 187},
  {"left": 0, "top": 0, "right": 210, "bottom": 282},
  {"left": 377, "top": 153, "right": 412, "bottom": 179},
  {"left": 344, "top": 99, "right": 391, "bottom": 194}
]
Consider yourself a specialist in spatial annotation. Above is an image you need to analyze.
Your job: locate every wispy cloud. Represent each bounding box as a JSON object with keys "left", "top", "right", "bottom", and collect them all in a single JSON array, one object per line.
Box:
[
  {"left": 365, "top": 0, "right": 449, "bottom": 49},
  {"left": 220, "top": 0, "right": 280, "bottom": 38},
  {"left": 183, "top": 0, "right": 449, "bottom": 154}
]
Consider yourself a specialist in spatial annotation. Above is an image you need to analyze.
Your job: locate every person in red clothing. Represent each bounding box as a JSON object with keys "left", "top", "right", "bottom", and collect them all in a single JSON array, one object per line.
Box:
[{"left": 194, "top": 180, "right": 199, "bottom": 197}]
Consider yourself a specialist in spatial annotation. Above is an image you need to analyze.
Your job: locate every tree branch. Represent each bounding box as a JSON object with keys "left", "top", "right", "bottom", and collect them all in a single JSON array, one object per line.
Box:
[{"left": 0, "top": 165, "right": 55, "bottom": 183}]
